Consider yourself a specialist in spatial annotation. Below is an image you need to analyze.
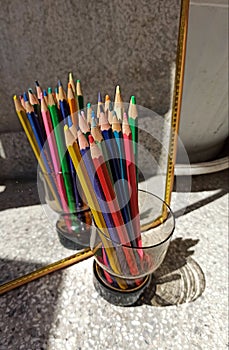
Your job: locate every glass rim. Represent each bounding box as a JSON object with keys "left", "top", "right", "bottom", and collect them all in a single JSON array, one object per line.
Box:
[{"left": 93, "top": 189, "right": 175, "bottom": 250}]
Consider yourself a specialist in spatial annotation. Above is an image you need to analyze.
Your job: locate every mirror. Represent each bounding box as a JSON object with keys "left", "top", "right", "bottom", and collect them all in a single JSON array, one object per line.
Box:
[{"left": 0, "top": 0, "right": 190, "bottom": 293}]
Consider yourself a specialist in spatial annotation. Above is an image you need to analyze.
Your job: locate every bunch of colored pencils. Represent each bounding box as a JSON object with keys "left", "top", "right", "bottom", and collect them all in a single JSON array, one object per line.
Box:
[
  {"left": 13, "top": 77, "right": 87, "bottom": 214},
  {"left": 14, "top": 74, "right": 140, "bottom": 289}
]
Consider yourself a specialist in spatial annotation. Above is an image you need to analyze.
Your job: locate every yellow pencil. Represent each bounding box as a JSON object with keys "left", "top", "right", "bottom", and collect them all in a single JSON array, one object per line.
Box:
[
  {"left": 114, "top": 85, "right": 124, "bottom": 121},
  {"left": 64, "top": 125, "right": 127, "bottom": 289},
  {"left": 13, "top": 95, "right": 61, "bottom": 210}
]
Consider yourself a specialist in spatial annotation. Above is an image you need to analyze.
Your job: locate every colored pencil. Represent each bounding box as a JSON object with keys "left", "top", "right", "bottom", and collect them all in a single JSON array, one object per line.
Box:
[
  {"left": 68, "top": 72, "right": 76, "bottom": 94},
  {"left": 58, "top": 81, "right": 70, "bottom": 124},
  {"left": 67, "top": 116, "right": 85, "bottom": 209},
  {"left": 24, "top": 92, "right": 45, "bottom": 146},
  {"left": 43, "top": 89, "right": 48, "bottom": 105},
  {"left": 13, "top": 95, "right": 61, "bottom": 210},
  {"left": 112, "top": 111, "right": 126, "bottom": 180},
  {"left": 76, "top": 80, "right": 84, "bottom": 111},
  {"left": 97, "top": 91, "right": 103, "bottom": 120},
  {"left": 67, "top": 82, "right": 78, "bottom": 127},
  {"left": 40, "top": 93, "right": 69, "bottom": 213},
  {"left": 122, "top": 113, "right": 142, "bottom": 249},
  {"left": 47, "top": 88, "right": 76, "bottom": 213},
  {"left": 89, "top": 135, "right": 139, "bottom": 276},
  {"left": 64, "top": 125, "right": 127, "bottom": 289},
  {"left": 79, "top": 111, "right": 90, "bottom": 141},
  {"left": 128, "top": 95, "right": 138, "bottom": 182},
  {"left": 78, "top": 130, "right": 114, "bottom": 231},
  {"left": 28, "top": 88, "right": 45, "bottom": 140},
  {"left": 35, "top": 80, "right": 42, "bottom": 102},
  {"left": 20, "top": 94, "right": 26, "bottom": 109},
  {"left": 86, "top": 102, "right": 92, "bottom": 126},
  {"left": 54, "top": 87, "right": 60, "bottom": 109},
  {"left": 90, "top": 110, "right": 112, "bottom": 179},
  {"left": 114, "top": 85, "right": 124, "bottom": 121}
]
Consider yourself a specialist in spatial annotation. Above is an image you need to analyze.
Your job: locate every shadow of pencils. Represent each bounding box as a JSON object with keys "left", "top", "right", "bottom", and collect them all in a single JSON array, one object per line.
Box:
[{"left": 134, "top": 237, "right": 205, "bottom": 307}]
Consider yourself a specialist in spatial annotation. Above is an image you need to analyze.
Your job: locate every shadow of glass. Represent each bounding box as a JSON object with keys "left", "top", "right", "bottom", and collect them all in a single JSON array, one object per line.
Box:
[
  {"left": 135, "top": 237, "right": 205, "bottom": 307},
  {"left": 0, "top": 258, "right": 63, "bottom": 349}
]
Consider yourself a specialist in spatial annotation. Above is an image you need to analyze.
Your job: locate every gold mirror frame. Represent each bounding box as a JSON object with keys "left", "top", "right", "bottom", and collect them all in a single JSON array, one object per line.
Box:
[{"left": 0, "top": 0, "right": 190, "bottom": 295}]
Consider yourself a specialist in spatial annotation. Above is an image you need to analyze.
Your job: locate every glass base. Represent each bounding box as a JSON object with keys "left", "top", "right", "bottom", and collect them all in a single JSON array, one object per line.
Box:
[
  {"left": 93, "top": 261, "right": 152, "bottom": 306},
  {"left": 56, "top": 209, "right": 92, "bottom": 250}
]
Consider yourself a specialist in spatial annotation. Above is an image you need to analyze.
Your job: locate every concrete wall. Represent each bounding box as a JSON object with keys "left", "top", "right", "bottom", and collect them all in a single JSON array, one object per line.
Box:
[{"left": 0, "top": 0, "right": 180, "bottom": 179}]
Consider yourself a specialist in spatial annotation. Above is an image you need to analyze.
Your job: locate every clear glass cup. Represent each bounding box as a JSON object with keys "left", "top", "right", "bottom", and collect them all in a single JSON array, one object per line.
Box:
[
  {"left": 37, "top": 169, "right": 92, "bottom": 249},
  {"left": 90, "top": 190, "right": 175, "bottom": 295}
]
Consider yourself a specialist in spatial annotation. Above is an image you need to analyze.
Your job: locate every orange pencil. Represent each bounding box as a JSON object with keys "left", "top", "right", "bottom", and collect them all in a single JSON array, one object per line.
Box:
[{"left": 67, "top": 82, "right": 78, "bottom": 127}]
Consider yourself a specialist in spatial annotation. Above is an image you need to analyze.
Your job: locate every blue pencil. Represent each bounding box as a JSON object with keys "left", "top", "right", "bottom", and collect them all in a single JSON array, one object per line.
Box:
[
  {"left": 112, "top": 110, "right": 127, "bottom": 181},
  {"left": 58, "top": 80, "right": 70, "bottom": 124},
  {"left": 67, "top": 116, "right": 84, "bottom": 209},
  {"left": 23, "top": 92, "right": 60, "bottom": 205},
  {"left": 78, "top": 130, "right": 131, "bottom": 281},
  {"left": 99, "top": 107, "right": 133, "bottom": 235}
]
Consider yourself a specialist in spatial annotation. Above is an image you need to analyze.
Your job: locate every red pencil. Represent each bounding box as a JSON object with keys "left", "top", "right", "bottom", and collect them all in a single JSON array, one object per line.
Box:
[
  {"left": 89, "top": 135, "right": 139, "bottom": 276},
  {"left": 122, "top": 113, "right": 142, "bottom": 255}
]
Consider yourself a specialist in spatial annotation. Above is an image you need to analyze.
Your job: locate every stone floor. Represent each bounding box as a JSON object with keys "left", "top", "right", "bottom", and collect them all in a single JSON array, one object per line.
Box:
[{"left": 0, "top": 170, "right": 228, "bottom": 349}]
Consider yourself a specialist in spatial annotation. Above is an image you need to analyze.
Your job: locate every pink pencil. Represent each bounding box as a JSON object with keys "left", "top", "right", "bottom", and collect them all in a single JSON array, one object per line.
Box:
[{"left": 40, "top": 93, "right": 69, "bottom": 213}]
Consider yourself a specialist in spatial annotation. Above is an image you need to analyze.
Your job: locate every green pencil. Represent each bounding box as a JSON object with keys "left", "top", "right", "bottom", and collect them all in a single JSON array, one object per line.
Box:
[
  {"left": 128, "top": 96, "right": 138, "bottom": 183},
  {"left": 47, "top": 87, "right": 76, "bottom": 213}
]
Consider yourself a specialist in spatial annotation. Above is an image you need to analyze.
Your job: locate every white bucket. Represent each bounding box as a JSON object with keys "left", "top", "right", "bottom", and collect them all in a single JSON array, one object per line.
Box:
[{"left": 178, "top": 0, "right": 228, "bottom": 163}]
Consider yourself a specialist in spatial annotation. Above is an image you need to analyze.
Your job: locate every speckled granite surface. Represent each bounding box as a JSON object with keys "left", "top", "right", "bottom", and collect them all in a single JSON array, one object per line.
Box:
[{"left": 0, "top": 170, "right": 228, "bottom": 349}]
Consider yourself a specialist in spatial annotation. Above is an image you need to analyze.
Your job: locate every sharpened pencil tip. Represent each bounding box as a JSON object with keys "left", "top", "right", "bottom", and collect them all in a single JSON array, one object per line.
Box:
[
  {"left": 47, "top": 87, "right": 52, "bottom": 94},
  {"left": 28, "top": 88, "right": 33, "bottom": 94},
  {"left": 87, "top": 103, "right": 91, "bottom": 108},
  {"left": 131, "top": 96, "right": 136, "bottom": 104},
  {"left": 13, "top": 95, "right": 17, "bottom": 100},
  {"left": 57, "top": 80, "right": 62, "bottom": 87},
  {"left": 77, "top": 79, "right": 80, "bottom": 83},
  {"left": 43, "top": 89, "right": 47, "bottom": 96},
  {"left": 67, "top": 115, "right": 73, "bottom": 127},
  {"left": 64, "top": 125, "right": 69, "bottom": 131},
  {"left": 23, "top": 92, "right": 28, "bottom": 102},
  {"left": 91, "top": 116, "right": 97, "bottom": 128},
  {"left": 109, "top": 101, "right": 113, "bottom": 111},
  {"left": 116, "top": 85, "right": 120, "bottom": 94},
  {"left": 105, "top": 94, "right": 110, "bottom": 102},
  {"left": 35, "top": 80, "right": 40, "bottom": 87},
  {"left": 88, "top": 135, "right": 94, "bottom": 144},
  {"left": 99, "top": 104, "right": 104, "bottom": 113},
  {"left": 98, "top": 91, "right": 102, "bottom": 102},
  {"left": 55, "top": 87, "right": 58, "bottom": 93},
  {"left": 69, "top": 72, "right": 73, "bottom": 80}
]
